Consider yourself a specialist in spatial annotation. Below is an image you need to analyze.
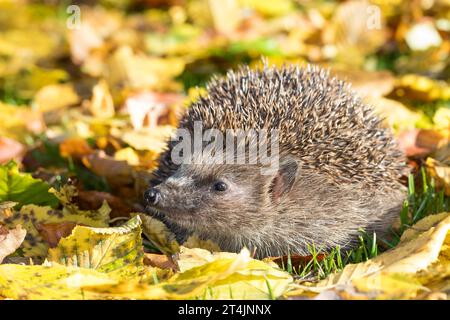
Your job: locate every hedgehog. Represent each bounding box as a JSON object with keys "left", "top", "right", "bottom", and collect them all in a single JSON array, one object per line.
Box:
[{"left": 144, "top": 64, "right": 408, "bottom": 258}]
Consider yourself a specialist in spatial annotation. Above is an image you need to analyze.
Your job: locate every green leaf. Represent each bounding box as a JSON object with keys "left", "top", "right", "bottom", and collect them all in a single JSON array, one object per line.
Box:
[{"left": 0, "top": 161, "right": 58, "bottom": 208}]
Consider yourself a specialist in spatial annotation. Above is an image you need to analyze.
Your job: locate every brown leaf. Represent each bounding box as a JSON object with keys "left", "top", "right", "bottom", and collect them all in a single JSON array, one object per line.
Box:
[
  {"left": 60, "top": 137, "right": 95, "bottom": 160},
  {"left": 82, "top": 151, "right": 134, "bottom": 187},
  {"left": 74, "top": 190, "right": 134, "bottom": 219},
  {"left": 397, "top": 129, "right": 444, "bottom": 157},
  {"left": 143, "top": 253, "right": 177, "bottom": 270},
  {"left": 35, "top": 222, "right": 78, "bottom": 248},
  {"left": 0, "top": 224, "right": 26, "bottom": 263}
]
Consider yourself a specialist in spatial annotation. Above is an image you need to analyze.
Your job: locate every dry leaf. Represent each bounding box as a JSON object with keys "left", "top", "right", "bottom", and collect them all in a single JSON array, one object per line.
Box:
[
  {"left": 0, "top": 137, "right": 25, "bottom": 164},
  {"left": 59, "top": 137, "right": 95, "bottom": 159},
  {"left": 0, "top": 224, "right": 26, "bottom": 263},
  {"left": 144, "top": 253, "right": 176, "bottom": 270},
  {"left": 33, "top": 84, "right": 80, "bottom": 112},
  {"left": 86, "top": 80, "right": 115, "bottom": 118},
  {"left": 74, "top": 190, "right": 134, "bottom": 219},
  {"left": 35, "top": 222, "right": 78, "bottom": 248},
  {"left": 426, "top": 158, "right": 450, "bottom": 196},
  {"left": 124, "top": 91, "right": 183, "bottom": 130}
]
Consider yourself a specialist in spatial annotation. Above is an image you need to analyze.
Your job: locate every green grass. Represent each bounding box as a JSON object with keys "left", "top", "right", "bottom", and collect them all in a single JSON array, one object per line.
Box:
[{"left": 286, "top": 167, "right": 449, "bottom": 281}]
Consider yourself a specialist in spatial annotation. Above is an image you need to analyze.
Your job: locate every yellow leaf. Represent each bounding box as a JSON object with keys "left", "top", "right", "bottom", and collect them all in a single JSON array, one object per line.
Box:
[
  {"left": 106, "top": 46, "right": 185, "bottom": 91},
  {"left": 175, "top": 246, "right": 238, "bottom": 272},
  {"left": 0, "top": 263, "right": 117, "bottom": 299},
  {"left": 0, "top": 185, "right": 110, "bottom": 260},
  {"left": 170, "top": 247, "right": 293, "bottom": 299},
  {"left": 208, "top": 0, "right": 241, "bottom": 35},
  {"left": 365, "top": 97, "right": 422, "bottom": 133},
  {"left": 426, "top": 158, "right": 450, "bottom": 196},
  {"left": 33, "top": 83, "right": 80, "bottom": 112},
  {"left": 114, "top": 147, "right": 140, "bottom": 166},
  {"left": 9, "top": 66, "right": 69, "bottom": 100},
  {"left": 48, "top": 216, "right": 144, "bottom": 272},
  {"left": 287, "top": 213, "right": 450, "bottom": 299},
  {"left": 135, "top": 213, "right": 180, "bottom": 255},
  {"left": 0, "top": 102, "right": 45, "bottom": 142},
  {"left": 395, "top": 74, "right": 450, "bottom": 102},
  {"left": 118, "top": 126, "right": 175, "bottom": 154},
  {"left": 182, "top": 235, "right": 221, "bottom": 253},
  {"left": 86, "top": 80, "right": 115, "bottom": 118},
  {"left": 352, "top": 273, "right": 427, "bottom": 300},
  {"left": 89, "top": 248, "right": 291, "bottom": 300},
  {"left": 433, "top": 107, "right": 450, "bottom": 130},
  {"left": 0, "top": 30, "right": 59, "bottom": 60}
]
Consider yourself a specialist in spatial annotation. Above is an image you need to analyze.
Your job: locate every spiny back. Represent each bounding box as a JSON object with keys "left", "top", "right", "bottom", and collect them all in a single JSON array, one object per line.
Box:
[{"left": 180, "top": 64, "right": 406, "bottom": 188}]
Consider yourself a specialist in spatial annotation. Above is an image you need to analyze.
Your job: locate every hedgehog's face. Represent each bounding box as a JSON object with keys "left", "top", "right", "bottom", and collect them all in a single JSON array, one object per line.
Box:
[
  {"left": 144, "top": 163, "right": 263, "bottom": 231},
  {"left": 144, "top": 158, "right": 299, "bottom": 235}
]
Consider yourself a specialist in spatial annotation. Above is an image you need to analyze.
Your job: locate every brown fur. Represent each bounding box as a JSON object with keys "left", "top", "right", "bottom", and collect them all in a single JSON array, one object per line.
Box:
[{"left": 145, "top": 64, "right": 408, "bottom": 258}]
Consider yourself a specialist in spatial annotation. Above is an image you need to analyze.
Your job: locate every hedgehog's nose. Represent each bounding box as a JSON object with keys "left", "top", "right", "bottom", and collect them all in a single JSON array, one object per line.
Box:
[{"left": 144, "top": 188, "right": 161, "bottom": 206}]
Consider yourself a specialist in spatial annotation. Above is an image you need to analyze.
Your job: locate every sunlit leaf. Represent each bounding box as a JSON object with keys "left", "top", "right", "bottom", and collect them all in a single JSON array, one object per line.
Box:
[{"left": 48, "top": 216, "right": 143, "bottom": 272}]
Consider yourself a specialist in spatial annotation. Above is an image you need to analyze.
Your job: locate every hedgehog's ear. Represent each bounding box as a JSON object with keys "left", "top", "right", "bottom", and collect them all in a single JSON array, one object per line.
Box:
[{"left": 269, "top": 158, "right": 298, "bottom": 204}]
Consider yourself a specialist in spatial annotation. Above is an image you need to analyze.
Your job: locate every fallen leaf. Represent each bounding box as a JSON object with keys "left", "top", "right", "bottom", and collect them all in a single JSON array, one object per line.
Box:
[
  {"left": 106, "top": 46, "right": 185, "bottom": 91},
  {"left": 366, "top": 97, "right": 422, "bottom": 133},
  {"left": 117, "top": 126, "right": 175, "bottom": 154},
  {"left": 144, "top": 253, "right": 176, "bottom": 270},
  {"left": 0, "top": 263, "right": 117, "bottom": 299},
  {"left": 74, "top": 190, "right": 134, "bottom": 219},
  {"left": 33, "top": 83, "right": 80, "bottom": 112},
  {"left": 82, "top": 151, "right": 134, "bottom": 187},
  {"left": 182, "top": 235, "right": 221, "bottom": 253},
  {"left": 170, "top": 247, "right": 293, "bottom": 299},
  {"left": 0, "top": 137, "right": 25, "bottom": 164},
  {"left": 0, "top": 184, "right": 110, "bottom": 260},
  {"left": 59, "top": 137, "right": 95, "bottom": 160},
  {"left": 35, "top": 222, "right": 78, "bottom": 248},
  {"left": 48, "top": 216, "right": 143, "bottom": 272},
  {"left": 0, "top": 102, "right": 45, "bottom": 143},
  {"left": 68, "top": 6, "right": 121, "bottom": 65},
  {"left": 174, "top": 246, "right": 239, "bottom": 272},
  {"left": 114, "top": 147, "right": 140, "bottom": 166},
  {"left": 0, "top": 224, "right": 26, "bottom": 263},
  {"left": 395, "top": 74, "right": 450, "bottom": 102},
  {"left": 331, "top": 69, "right": 395, "bottom": 98},
  {"left": 85, "top": 80, "right": 115, "bottom": 118},
  {"left": 397, "top": 129, "right": 444, "bottom": 157},
  {"left": 426, "top": 158, "right": 450, "bottom": 196},
  {"left": 136, "top": 213, "right": 180, "bottom": 256},
  {"left": 287, "top": 213, "right": 450, "bottom": 299},
  {"left": 124, "top": 91, "right": 183, "bottom": 130}
]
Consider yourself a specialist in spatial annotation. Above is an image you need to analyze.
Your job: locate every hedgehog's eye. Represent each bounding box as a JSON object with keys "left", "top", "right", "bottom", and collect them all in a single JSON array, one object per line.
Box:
[{"left": 213, "top": 181, "right": 228, "bottom": 192}]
